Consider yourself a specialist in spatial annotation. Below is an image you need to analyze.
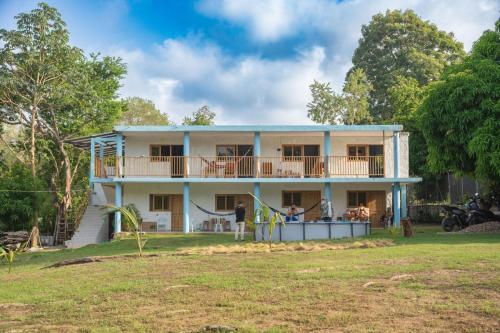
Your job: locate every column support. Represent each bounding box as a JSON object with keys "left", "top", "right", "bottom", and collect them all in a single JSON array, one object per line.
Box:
[
  {"left": 323, "top": 183, "right": 332, "bottom": 204},
  {"left": 183, "top": 132, "right": 190, "bottom": 177},
  {"left": 393, "top": 182, "right": 401, "bottom": 227},
  {"left": 393, "top": 131, "right": 400, "bottom": 178},
  {"left": 401, "top": 184, "right": 407, "bottom": 218},
  {"left": 99, "top": 143, "right": 104, "bottom": 177},
  {"left": 254, "top": 182, "right": 261, "bottom": 223},
  {"left": 323, "top": 131, "right": 331, "bottom": 177},
  {"left": 116, "top": 133, "right": 123, "bottom": 177},
  {"left": 254, "top": 131, "right": 261, "bottom": 177},
  {"left": 90, "top": 137, "right": 95, "bottom": 183},
  {"left": 114, "top": 183, "right": 122, "bottom": 233},
  {"left": 183, "top": 182, "right": 190, "bottom": 233}
]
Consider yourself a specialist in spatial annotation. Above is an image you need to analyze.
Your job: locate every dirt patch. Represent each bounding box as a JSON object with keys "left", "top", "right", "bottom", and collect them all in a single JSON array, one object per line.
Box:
[
  {"left": 459, "top": 221, "right": 500, "bottom": 233},
  {"left": 175, "top": 239, "right": 393, "bottom": 255}
]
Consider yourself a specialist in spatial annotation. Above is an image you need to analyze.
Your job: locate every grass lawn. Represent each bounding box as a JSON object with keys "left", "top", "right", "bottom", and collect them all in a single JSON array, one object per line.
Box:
[{"left": 0, "top": 226, "right": 499, "bottom": 332}]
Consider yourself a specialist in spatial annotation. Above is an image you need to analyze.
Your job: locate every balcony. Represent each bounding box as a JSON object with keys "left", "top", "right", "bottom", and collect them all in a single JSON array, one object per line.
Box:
[{"left": 94, "top": 156, "right": 385, "bottom": 179}]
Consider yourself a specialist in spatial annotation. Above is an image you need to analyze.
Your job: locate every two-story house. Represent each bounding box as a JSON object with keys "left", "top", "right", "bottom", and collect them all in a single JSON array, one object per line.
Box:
[{"left": 65, "top": 125, "right": 421, "bottom": 247}]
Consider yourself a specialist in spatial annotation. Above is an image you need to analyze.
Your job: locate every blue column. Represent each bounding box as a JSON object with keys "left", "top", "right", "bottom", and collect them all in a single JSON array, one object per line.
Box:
[
  {"left": 183, "top": 182, "right": 190, "bottom": 233},
  {"left": 323, "top": 183, "right": 332, "bottom": 203},
  {"left": 114, "top": 183, "right": 122, "bottom": 233},
  {"left": 254, "top": 182, "right": 261, "bottom": 223},
  {"left": 393, "top": 183, "right": 401, "bottom": 227},
  {"left": 116, "top": 133, "right": 123, "bottom": 177},
  {"left": 401, "top": 184, "right": 407, "bottom": 218},
  {"left": 393, "top": 132, "right": 400, "bottom": 178},
  {"left": 254, "top": 131, "right": 261, "bottom": 177},
  {"left": 323, "top": 131, "right": 331, "bottom": 177},
  {"left": 90, "top": 137, "right": 95, "bottom": 183},
  {"left": 99, "top": 143, "right": 104, "bottom": 177},
  {"left": 183, "top": 132, "right": 190, "bottom": 177}
]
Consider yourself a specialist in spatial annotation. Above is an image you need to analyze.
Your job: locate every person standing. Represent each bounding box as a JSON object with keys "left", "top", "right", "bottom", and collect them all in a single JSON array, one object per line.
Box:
[{"left": 234, "top": 201, "right": 246, "bottom": 240}]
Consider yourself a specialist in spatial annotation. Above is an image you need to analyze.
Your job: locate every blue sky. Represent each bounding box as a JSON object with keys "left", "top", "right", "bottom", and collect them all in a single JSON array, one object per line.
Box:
[{"left": 1, "top": 0, "right": 498, "bottom": 124}]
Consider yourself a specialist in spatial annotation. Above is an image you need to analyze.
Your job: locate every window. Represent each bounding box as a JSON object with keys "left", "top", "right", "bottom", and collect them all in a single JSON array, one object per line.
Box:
[
  {"left": 283, "top": 145, "right": 303, "bottom": 161},
  {"left": 150, "top": 144, "right": 171, "bottom": 162},
  {"left": 215, "top": 194, "right": 236, "bottom": 211},
  {"left": 216, "top": 145, "right": 236, "bottom": 159},
  {"left": 149, "top": 194, "right": 170, "bottom": 211},
  {"left": 282, "top": 191, "right": 302, "bottom": 207},
  {"left": 347, "top": 145, "right": 367, "bottom": 161},
  {"left": 347, "top": 191, "right": 367, "bottom": 207}
]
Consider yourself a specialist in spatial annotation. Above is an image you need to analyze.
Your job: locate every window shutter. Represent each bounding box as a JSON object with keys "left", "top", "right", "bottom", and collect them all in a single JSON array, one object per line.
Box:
[{"left": 149, "top": 194, "right": 154, "bottom": 211}]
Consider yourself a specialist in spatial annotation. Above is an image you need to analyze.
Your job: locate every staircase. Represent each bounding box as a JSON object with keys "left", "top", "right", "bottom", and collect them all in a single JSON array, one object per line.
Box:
[{"left": 65, "top": 184, "right": 109, "bottom": 249}]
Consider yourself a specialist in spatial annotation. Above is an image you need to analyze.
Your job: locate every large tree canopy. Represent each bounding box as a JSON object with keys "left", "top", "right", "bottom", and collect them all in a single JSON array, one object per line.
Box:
[
  {"left": 419, "top": 20, "right": 500, "bottom": 187},
  {"left": 351, "top": 9, "right": 465, "bottom": 121},
  {"left": 0, "top": 3, "right": 126, "bottom": 238},
  {"left": 118, "top": 97, "right": 171, "bottom": 125}
]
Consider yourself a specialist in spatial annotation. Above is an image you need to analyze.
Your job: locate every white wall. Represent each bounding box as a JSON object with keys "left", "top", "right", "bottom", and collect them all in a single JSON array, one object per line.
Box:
[{"left": 122, "top": 181, "right": 393, "bottom": 231}]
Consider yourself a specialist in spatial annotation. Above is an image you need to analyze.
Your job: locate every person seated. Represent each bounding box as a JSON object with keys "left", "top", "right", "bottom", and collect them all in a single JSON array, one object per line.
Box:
[
  {"left": 286, "top": 203, "right": 299, "bottom": 222},
  {"left": 357, "top": 203, "right": 369, "bottom": 221}
]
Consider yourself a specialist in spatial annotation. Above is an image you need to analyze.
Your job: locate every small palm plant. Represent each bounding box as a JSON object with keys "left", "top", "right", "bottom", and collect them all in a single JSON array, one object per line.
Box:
[
  {"left": 1, "top": 247, "right": 17, "bottom": 273},
  {"left": 388, "top": 226, "right": 401, "bottom": 239},
  {"left": 249, "top": 193, "right": 285, "bottom": 250},
  {"left": 104, "top": 204, "right": 147, "bottom": 257}
]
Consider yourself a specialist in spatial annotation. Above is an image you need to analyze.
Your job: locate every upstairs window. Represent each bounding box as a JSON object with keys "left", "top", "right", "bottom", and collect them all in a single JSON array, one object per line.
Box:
[
  {"left": 150, "top": 144, "right": 171, "bottom": 162},
  {"left": 282, "top": 191, "right": 302, "bottom": 207},
  {"left": 347, "top": 145, "right": 367, "bottom": 161},
  {"left": 283, "top": 145, "right": 303, "bottom": 161},
  {"left": 149, "top": 194, "right": 170, "bottom": 211},
  {"left": 216, "top": 194, "right": 236, "bottom": 211},
  {"left": 216, "top": 145, "right": 236, "bottom": 159}
]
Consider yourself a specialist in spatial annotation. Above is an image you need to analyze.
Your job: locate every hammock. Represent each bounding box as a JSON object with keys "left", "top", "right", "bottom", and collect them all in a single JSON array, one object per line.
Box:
[
  {"left": 191, "top": 200, "right": 320, "bottom": 218},
  {"left": 263, "top": 200, "right": 321, "bottom": 217},
  {"left": 191, "top": 201, "right": 235, "bottom": 216}
]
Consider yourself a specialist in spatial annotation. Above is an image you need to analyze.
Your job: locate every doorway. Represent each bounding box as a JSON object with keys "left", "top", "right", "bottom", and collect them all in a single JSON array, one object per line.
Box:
[
  {"left": 368, "top": 145, "right": 384, "bottom": 177},
  {"left": 171, "top": 145, "right": 184, "bottom": 177},
  {"left": 170, "top": 194, "right": 183, "bottom": 231},
  {"left": 366, "top": 191, "right": 386, "bottom": 227},
  {"left": 303, "top": 145, "right": 320, "bottom": 177}
]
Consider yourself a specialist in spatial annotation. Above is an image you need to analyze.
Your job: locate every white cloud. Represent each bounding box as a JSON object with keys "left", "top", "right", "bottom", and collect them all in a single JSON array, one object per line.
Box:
[
  {"left": 198, "top": 0, "right": 499, "bottom": 50},
  {"left": 112, "top": 39, "right": 328, "bottom": 124},
  {"left": 106, "top": 0, "right": 500, "bottom": 125}
]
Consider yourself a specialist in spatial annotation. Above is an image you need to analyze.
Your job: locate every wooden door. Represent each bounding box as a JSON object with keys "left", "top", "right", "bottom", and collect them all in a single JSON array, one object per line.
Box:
[
  {"left": 367, "top": 191, "right": 386, "bottom": 227},
  {"left": 235, "top": 194, "right": 254, "bottom": 221},
  {"left": 170, "top": 194, "right": 183, "bottom": 231},
  {"left": 302, "top": 190, "right": 321, "bottom": 221}
]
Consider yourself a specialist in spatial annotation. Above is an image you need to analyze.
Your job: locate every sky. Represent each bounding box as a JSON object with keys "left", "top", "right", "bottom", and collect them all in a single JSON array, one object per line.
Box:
[{"left": 0, "top": 0, "right": 498, "bottom": 124}]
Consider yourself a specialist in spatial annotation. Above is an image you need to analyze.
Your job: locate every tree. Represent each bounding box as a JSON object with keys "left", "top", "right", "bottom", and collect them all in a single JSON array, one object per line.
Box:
[
  {"left": 118, "top": 97, "right": 171, "bottom": 125},
  {"left": 182, "top": 105, "right": 216, "bottom": 125},
  {"left": 350, "top": 9, "right": 465, "bottom": 121},
  {"left": 0, "top": 3, "right": 126, "bottom": 243},
  {"left": 342, "top": 68, "right": 372, "bottom": 125},
  {"left": 418, "top": 20, "right": 500, "bottom": 188},
  {"left": 307, "top": 81, "right": 344, "bottom": 124}
]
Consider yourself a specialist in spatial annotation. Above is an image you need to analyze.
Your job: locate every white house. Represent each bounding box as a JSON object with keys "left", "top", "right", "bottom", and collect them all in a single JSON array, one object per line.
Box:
[{"left": 65, "top": 125, "right": 421, "bottom": 247}]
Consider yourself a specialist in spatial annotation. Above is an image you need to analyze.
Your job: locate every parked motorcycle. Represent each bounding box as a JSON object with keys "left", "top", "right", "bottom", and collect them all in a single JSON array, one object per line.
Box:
[
  {"left": 466, "top": 193, "right": 500, "bottom": 225},
  {"left": 441, "top": 205, "right": 468, "bottom": 232}
]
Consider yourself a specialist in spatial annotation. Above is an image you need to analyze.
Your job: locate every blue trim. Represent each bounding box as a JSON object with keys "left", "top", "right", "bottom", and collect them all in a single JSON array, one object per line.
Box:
[
  {"left": 401, "top": 184, "right": 407, "bottom": 218},
  {"left": 183, "top": 182, "right": 190, "bottom": 233},
  {"left": 393, "top": 183, "right": 401, "bottom": 227},
  {"left": 254, "top": 182, "right": 261, "bottom": 223},
  {"left": 107, "top": 177, "right": 422, "bottom": 184},
  {"left": 254, "top": 132, "right": 261, "bottom": 156},
  {"left": 183, "top": 132, "right": 190, "bottom": 156},
  {"left": 114, "top": 124, "right": 403, "bottom": 133},
  {"left": 115, "top": 183, "right": 122, "bottom": 233},
  {"left": 393, "top": 132, "right": 400, "bottom": 178}
]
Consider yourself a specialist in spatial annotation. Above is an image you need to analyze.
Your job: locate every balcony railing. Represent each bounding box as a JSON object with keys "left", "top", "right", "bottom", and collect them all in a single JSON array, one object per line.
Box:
[{"left": 94, "top": 156, "right": 385, "bottom": 178}]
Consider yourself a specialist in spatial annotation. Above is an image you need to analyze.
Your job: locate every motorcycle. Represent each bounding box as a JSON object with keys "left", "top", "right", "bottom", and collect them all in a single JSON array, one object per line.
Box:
[
  {"left": 466, "top": 193, "right": 500, "bottom": 225},
  {"left": 441, "top": 205, "right": 468, "bottom": 232}
]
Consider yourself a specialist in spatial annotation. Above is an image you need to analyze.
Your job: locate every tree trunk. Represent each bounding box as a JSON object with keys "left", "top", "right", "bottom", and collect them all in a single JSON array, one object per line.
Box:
[{"left": 30, "top": 108, "right": 40, "bottom": 248}]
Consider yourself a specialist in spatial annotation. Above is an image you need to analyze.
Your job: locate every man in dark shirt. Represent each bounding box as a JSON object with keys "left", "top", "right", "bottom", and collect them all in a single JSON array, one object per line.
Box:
[{"left": 234, "top": 201, "right": 246, "bottom": 240}]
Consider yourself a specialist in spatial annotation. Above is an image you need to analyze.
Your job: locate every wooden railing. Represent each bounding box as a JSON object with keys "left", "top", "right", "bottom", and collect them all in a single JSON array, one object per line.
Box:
[{"left": 94, "top": 156, "right": 385, "bottom": 178}]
